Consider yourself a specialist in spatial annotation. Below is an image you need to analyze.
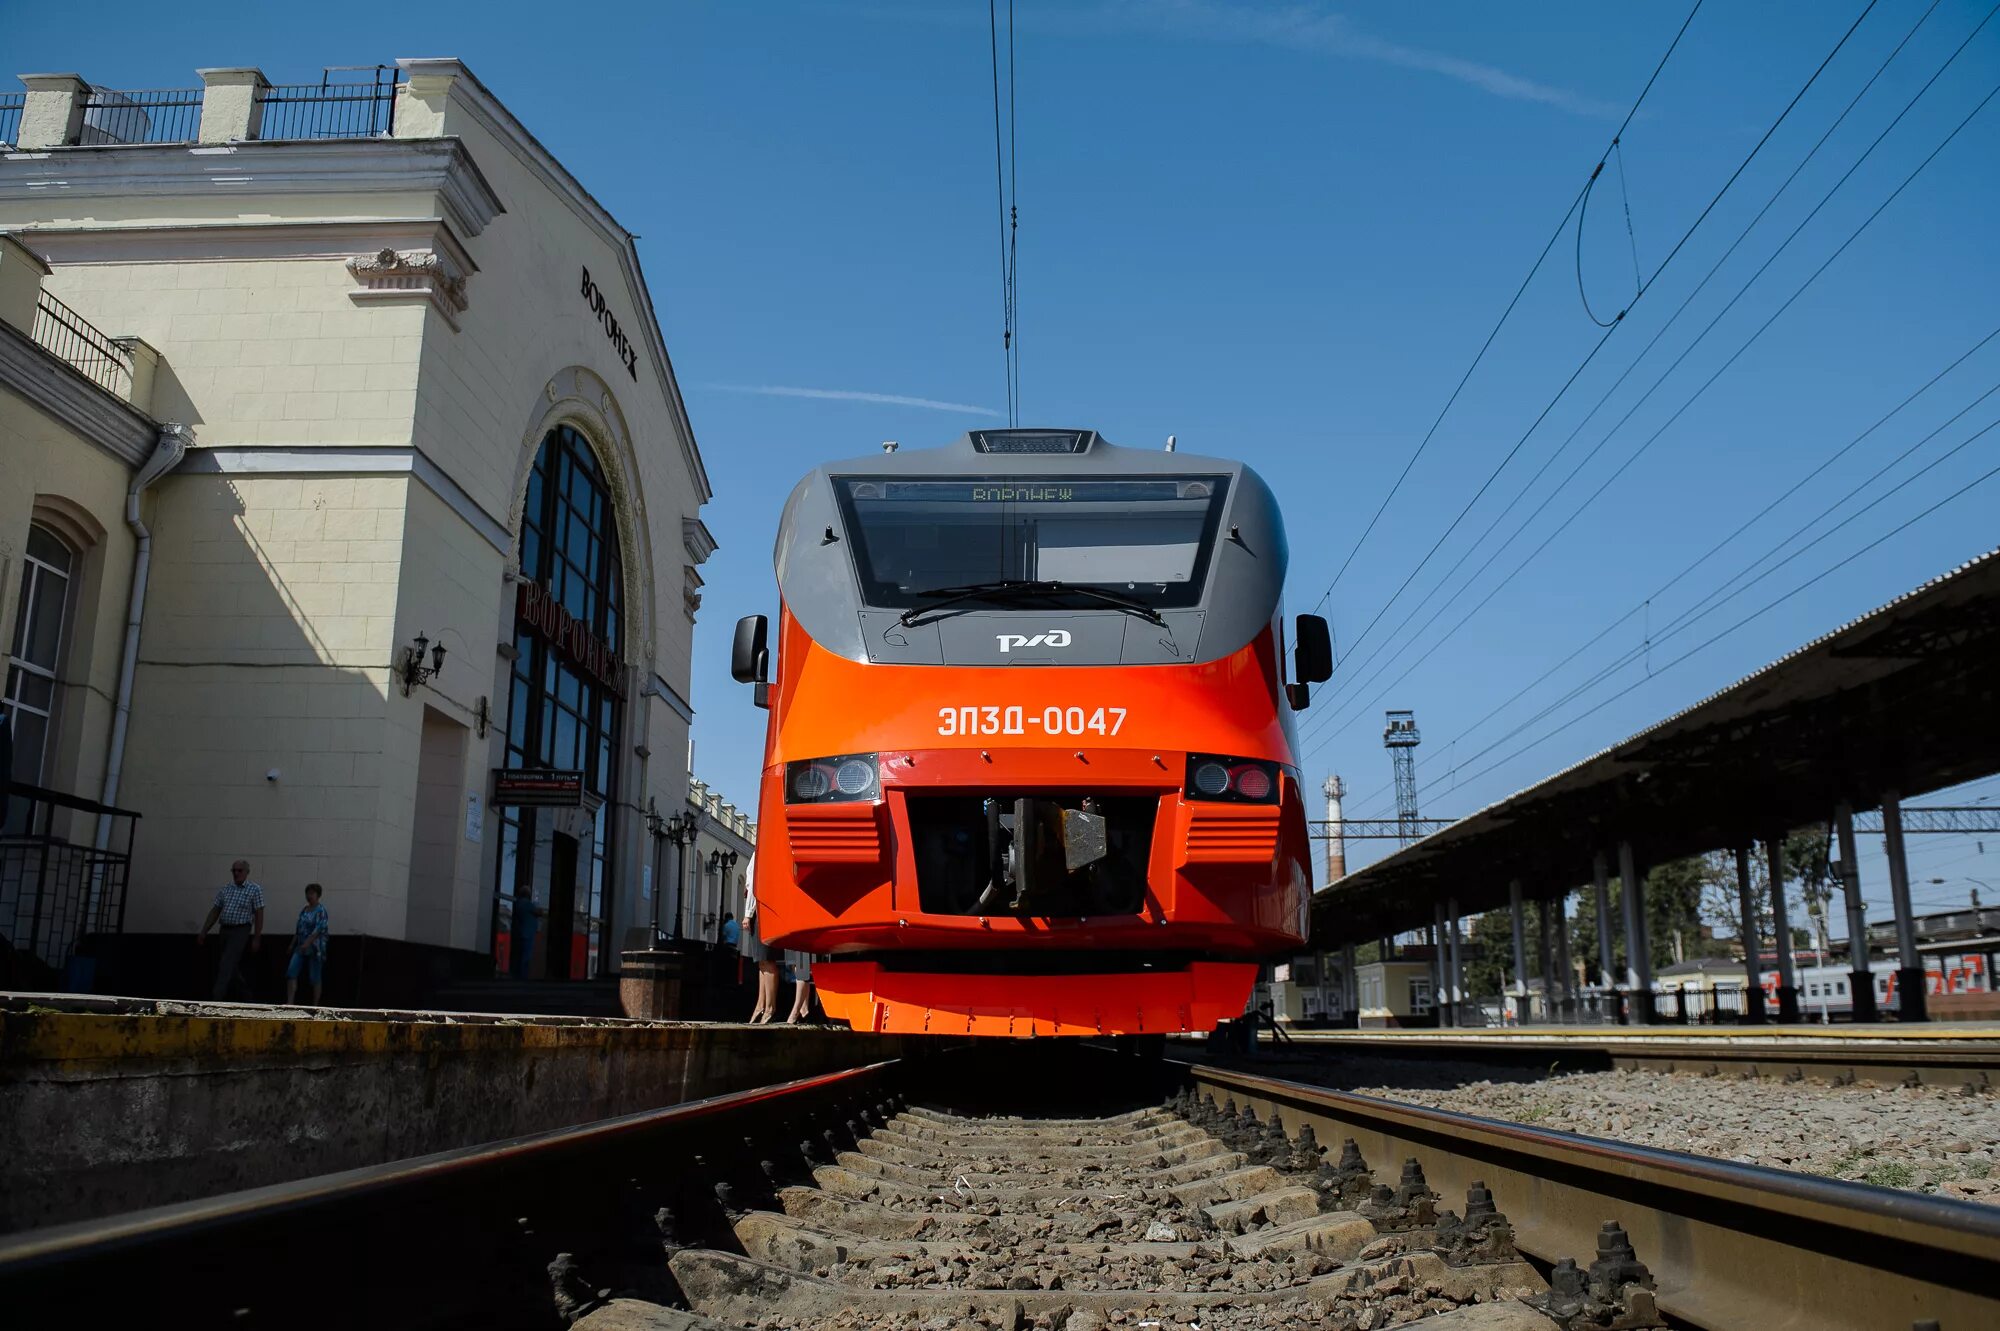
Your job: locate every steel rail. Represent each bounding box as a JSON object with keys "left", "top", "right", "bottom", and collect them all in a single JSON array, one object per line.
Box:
[
  {"left": 1262, "top": 1029, "right": 2000, "bottom": 1088},
  {"left": 1191, "top": 1061, "right": 2000, "bottom": 1331},
  {"left": 0, "top": 1058, "right": 903, "bottom": 1326}
]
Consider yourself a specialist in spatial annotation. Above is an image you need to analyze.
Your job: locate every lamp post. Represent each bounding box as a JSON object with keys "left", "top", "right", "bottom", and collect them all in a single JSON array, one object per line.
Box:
[
  {"left": 644, "top": 799, "right": 668, "bottom": 944},
  {"left": 663, "top": 811, "right": 695, "bottom": 939},
  {"left": 706, "top": 848, "right": 738, "bottom": 941}
]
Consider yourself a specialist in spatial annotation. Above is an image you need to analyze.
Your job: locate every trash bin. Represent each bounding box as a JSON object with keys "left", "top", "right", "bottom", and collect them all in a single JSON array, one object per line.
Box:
[{"left": 619, "top": 949, "right": 686, "bottom": 1020}]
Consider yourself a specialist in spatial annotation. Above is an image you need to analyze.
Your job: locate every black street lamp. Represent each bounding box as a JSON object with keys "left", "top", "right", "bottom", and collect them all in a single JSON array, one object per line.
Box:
[{"left": 663, "top": 810, "right": 696, "bottom": 939}]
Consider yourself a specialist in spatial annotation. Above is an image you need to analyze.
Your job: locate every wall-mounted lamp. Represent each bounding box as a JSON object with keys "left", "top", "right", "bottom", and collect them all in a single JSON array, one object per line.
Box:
[{"left": 397, "top": 631, "right": 448, "bottom": 696}]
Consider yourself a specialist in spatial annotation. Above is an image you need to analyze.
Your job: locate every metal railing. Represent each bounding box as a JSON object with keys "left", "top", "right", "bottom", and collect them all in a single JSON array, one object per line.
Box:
[
  {"left": 76, "top": 86, "right": 204, "bottom": 145},
  {"left": 256, "top": 67, "right": 400, "bottom": 140},
  {"left": 31, "top": 290, "right": 132, "bottom": 398},
  {"left": 2, "top": 781, "right": 139, "bottom": 974},
  {"left": 0, "top": 92, "right": 24, "bottom": 147}
]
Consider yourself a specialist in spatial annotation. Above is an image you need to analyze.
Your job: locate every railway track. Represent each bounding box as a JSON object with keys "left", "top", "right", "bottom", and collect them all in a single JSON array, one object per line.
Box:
[
  {"left": 2, "top": 1046, "right": 1993, "bottom": 1329},
  {"left": 1255, "top": 1028, "right": 2000, "bottom": 1089}
]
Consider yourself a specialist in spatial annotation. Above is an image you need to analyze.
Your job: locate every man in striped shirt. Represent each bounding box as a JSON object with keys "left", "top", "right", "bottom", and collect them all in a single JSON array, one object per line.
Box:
[{"left": 196, "top": 859, "right": 265, "bottom": 1000}]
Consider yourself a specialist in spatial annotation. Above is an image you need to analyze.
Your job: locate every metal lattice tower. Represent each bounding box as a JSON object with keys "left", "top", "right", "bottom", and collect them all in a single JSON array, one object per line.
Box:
[{"left": 1383, "top": 710, "right": 1422, "bottom": 847}]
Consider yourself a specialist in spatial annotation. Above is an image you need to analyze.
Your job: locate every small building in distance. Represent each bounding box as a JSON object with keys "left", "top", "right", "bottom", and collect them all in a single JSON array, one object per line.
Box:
[{"left": 1353, "top": 954, "right": 1438, "bottom": 1029}]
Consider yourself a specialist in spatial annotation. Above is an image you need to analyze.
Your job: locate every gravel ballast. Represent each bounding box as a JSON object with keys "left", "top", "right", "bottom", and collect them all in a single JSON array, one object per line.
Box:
[{"left": 1251, "top": 1055, "right": 2000, "bottom": 1203}]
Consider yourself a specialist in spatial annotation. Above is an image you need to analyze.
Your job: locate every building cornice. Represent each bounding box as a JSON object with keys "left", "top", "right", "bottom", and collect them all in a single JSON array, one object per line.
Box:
[
  {"left": 174, "top": 443, "right": 511, "bottom": 554},
  {"left": 682, "top": 516, "right": 718, "bottom": 565},
  {"left": 0, "top": 137, "right": 505, "bottom": 239},
  {"left": 0, "top": 318, "right": 156, "bottom": 468},
  {"left": 398, "top": 59, "right": 710, "bottom": 504},
  {"left": 11, "top": 217, "right": 468, "bottom": 266},
  {"left": 649, "top": 672, "right": 695, "bottom": 724}
]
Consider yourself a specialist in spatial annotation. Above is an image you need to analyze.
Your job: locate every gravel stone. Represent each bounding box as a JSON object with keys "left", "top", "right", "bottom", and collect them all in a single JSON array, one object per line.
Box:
[{"left": 1249, "top": 1054, "right": 1999, "bottom": 1203}]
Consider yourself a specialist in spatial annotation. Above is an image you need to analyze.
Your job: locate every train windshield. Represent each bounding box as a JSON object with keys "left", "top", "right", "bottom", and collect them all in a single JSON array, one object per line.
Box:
[{"left": 832, "top": 475, "right": 1230, "bottom": 610}]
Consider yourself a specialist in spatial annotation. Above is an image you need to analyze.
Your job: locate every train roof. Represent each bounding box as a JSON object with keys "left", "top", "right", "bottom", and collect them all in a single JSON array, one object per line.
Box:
[
  {"left": 770, "top": 428, "right": 1291, "bottom": 669},
  {"left": 802, "top": 429, "right": 1254, "bottom": 479}
]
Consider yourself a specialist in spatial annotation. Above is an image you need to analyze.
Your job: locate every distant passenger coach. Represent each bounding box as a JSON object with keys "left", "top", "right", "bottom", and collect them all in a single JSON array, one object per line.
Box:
[{"left": 732, "top": 429, "right": 1330, "bottom": 1036}]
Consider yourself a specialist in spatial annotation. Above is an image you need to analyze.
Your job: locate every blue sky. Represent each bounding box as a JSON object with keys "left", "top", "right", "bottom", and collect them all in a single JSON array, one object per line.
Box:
[{"left": 18, "top": 1, "right": 1998, "bottom": 931}]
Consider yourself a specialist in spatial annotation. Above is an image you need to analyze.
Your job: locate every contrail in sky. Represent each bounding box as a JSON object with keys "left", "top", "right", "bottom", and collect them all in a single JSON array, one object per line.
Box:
[{"left": 701, "top": 384, "right": 1004, "bottom": 417}]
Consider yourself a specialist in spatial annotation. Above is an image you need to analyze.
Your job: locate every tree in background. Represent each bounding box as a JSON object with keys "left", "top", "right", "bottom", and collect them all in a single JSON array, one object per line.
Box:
[
  {"left": 1787, "top": 826, "right": 1836, "bottom": 961},
  {"left": 1696, "top": 831, "right": 1819, "bottom": 963}
]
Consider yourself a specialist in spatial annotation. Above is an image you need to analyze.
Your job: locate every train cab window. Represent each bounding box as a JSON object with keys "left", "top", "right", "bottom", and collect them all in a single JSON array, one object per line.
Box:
[{"left": 833, "top": 476, "right": 1231, "bottom": 610}]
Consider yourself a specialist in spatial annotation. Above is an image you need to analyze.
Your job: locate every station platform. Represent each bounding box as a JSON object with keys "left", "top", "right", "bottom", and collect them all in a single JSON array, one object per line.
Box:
[
  {"left": 1278, "top": 1023, "right": 2000, "bottom": 1044},
  {"left": 1206, "top": 1022, "right": 2000, "bottom": 1088},
  {"left": 0, "top": 992, "right": 933, "bottom": 1234}
]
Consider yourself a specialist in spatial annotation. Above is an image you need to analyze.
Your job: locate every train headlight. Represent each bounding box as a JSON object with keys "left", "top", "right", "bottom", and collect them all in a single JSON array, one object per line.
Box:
[
  {"left": 1191, "top": 761, "right": 1231, "bottom": 797},
  {"left": 834, "top": 758, "right": 878, "bottom": 797},
  {"left": 1184, "top": 753, "right": 1281, "bottom": 804},
  {"left": 786, "top": 753, "right": 881, "bottom": 804}
]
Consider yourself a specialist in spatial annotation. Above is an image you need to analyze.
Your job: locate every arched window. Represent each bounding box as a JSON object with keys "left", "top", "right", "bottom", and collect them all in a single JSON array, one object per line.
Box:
[
  {"left": 494, "top": 425, "right": 626, "bottom": 979},
  {"left": 4, "top": 524, "right": 78, "bottom": 800}
]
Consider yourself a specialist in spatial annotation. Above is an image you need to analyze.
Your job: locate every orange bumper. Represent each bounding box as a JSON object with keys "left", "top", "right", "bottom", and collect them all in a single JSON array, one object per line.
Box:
[{"left": 813, "top": 959, "right": 1257, "bottom": 1037}]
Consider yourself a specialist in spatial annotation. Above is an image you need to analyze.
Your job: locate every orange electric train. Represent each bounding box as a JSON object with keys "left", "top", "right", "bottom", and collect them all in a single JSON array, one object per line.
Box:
[{"left": 730, "top": 428, "right": 1332, "bottom": 1036}]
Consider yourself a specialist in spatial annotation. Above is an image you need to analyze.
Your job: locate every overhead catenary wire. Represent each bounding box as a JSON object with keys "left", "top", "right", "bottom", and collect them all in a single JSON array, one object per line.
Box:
[
  {"left": 1341, "top": 321, "right": 2000, "bottom": 818},
  {"left": 987, "top": 0, "right": 1021, "bottom": 425},
  {"left": 1312, "top": 64, "right": 2000, "bottom": 773},
  {"left": 1301, "top": 0, "right": 1979, "bottom": 755},
  {"left": 1311, "top": 0, "right": 1948, "bottom": 741},
  {"left": 1308, "top": 1, "right": 1707, "bottom": 614},
  {"left": 1400, "top": 397, "right": 2000, "bottom": 803},
  {"left": 1312, "top": 0, "right": 1881, "bottom": 692},
  {"left": 1438, "top": 439, "right": 2000, "bottom": 802}
]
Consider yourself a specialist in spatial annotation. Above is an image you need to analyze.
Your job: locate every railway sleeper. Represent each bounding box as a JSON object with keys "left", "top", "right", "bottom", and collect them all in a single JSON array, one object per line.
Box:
[
  {"left": 880, "top": 1111, "right": 1200, "bottom": 1143},
  {"left": 732, "top": 1202, "right": 1382, "bottom": 1272},
  {"left": 663, "top": 1245, "right": 1547, "bottom": 1323},
  {"left": 831, "top": 1145, "right": 1248, "bottom": 1189},
  {"left": 863, "top": 1123, "right": 1224, "bottom": 1157}
]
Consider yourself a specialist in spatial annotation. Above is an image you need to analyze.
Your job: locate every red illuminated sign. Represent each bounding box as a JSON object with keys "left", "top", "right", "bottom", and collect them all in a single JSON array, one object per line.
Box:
[{"left": 517, "top": 579, "right": 624, "bottom": 696}]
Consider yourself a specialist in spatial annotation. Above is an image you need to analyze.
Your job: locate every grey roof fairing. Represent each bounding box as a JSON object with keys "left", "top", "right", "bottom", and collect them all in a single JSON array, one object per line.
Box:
[{"left": 773, "top": 431, "right": 1290, "bottom": 666}]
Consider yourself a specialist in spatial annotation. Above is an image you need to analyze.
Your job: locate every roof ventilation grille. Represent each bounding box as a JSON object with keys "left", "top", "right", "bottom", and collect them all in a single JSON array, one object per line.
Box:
[{"left": 970, "top": 429, "right": 1092, "bottom": 454}]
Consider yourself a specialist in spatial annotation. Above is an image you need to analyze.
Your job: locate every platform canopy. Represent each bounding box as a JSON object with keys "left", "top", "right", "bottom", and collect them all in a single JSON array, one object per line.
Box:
[{"left": 1311, "top": 545, "right": 2000, "bottom": 947}]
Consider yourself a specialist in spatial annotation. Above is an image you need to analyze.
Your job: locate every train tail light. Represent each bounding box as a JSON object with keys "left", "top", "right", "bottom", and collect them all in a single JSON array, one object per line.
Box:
[
  {"left": 786, "top": 753, "right": 881, "bottom": 804},
  {"left": 1185, "top": 753, "right": 1279, "bottom": 804}
]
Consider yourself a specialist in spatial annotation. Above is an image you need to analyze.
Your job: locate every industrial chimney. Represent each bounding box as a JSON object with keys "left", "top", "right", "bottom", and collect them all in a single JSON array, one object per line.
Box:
[{"left": 1322, "top": 774, "right": 1347, "bottom": 883}]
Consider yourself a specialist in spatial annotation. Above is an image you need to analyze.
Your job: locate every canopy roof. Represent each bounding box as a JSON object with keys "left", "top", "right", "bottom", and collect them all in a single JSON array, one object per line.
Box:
[{"left": 1312, "top": 546, "right": 2000, "bottom": 946}]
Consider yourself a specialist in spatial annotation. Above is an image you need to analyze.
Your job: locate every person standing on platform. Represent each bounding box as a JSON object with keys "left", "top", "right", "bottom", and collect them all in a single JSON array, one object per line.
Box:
[
  {"left": 740, "top": 857, "right": 780, "bottom": 1023},
  {"left": 720, "top": 912, "right": 740, "bottom": 947},
  {"left": 510, "top": 886, "right": 540, "bottom": 979},
  {"left": 785, "top": 951, "right": 813, "bottom": 1024},
  {"left": 285, "top": 883, "right": 329, "bottom": 1006},
  {"left": 196, "top": 859, "right": 265, "bottom": 1000}
]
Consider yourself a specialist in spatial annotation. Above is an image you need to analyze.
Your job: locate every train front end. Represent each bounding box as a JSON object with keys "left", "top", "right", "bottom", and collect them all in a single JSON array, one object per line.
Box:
[{"left": 731, "top": 429, "right": 1331, "bottom": 1036}]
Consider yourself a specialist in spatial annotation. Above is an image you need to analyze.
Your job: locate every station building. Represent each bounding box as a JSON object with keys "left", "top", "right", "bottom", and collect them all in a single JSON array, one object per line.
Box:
[{"left": 0, "top": 60, "right": 714, "bottom": 1002}]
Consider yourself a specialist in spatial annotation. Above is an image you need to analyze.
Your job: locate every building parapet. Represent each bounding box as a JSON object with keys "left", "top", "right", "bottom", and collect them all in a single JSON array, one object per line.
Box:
[{"left": 9, "top": 65, "right": 403, "bottom": 151}]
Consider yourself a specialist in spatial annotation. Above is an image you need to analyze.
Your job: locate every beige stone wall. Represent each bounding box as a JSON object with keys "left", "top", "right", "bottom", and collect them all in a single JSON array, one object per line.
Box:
[
  {"left": 0, "top": 394, "right": 136, "bottom": 818},
  {"left": 36, "top": 258, "right": 423, "bottom": 448},
  {"left": 388, "top": 481, "right": 509, "bottom": 950},
  {"left": 117, "top": 471, "right": 412, "bottom": 933}
]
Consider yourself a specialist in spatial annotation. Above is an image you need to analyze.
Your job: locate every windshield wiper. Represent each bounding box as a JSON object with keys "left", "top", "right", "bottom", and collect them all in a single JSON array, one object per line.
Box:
[{"left": 898, "top": 580, "right": 1165, "bottom": 627}]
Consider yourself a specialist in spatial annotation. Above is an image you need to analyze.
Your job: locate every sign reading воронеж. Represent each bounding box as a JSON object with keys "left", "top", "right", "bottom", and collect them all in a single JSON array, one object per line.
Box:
[{"left": 580, "top": 265, "right": 639, "bottom": 381}]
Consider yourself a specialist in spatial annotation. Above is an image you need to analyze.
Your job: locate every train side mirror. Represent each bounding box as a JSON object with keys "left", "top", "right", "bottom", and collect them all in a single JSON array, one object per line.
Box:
[
  {"left": 731, "top": 614, "right": 769, "bottom": 685},
  {"left": 1294, "top": 614, "right": 1333, "bottom": 684}
]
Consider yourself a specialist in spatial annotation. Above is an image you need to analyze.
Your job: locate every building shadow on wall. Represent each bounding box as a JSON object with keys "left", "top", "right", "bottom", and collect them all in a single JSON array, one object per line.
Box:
[{"left": 72, "top": 471, "right": 490, "bottom": 1007}]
